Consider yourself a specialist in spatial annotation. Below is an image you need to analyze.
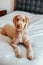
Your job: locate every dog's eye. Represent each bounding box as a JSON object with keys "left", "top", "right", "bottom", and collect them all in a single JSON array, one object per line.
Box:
[
  {"left": 17, "top": 18, "right": 19, "bottom": 21},
  {"left": 23, "top": 19, "right": 25, "bottom": 22}
]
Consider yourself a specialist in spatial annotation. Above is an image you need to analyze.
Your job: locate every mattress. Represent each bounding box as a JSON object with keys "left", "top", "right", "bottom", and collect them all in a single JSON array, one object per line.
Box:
[
  {"left": 0, "top": 11, "right": 43, "bottom": 65},
  {"left": 0, "top": 11, "right": 43, "bottom": 27}
]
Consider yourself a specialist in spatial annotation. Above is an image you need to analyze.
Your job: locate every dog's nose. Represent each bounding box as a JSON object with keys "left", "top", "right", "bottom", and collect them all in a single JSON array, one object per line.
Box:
[{"left": 17, "top": 24, "right": 22, "bottom": 29}]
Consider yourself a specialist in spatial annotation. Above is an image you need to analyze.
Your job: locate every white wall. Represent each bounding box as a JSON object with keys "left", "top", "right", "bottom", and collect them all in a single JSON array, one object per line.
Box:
[{"left": 0, "top": 0, "right": 14, "bottom": 13}]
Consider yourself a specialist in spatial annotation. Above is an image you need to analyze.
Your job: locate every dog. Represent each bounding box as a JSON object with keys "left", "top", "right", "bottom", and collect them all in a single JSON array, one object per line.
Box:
[{"left": 1, "top": 15, "right": 33, "bottom": 60}]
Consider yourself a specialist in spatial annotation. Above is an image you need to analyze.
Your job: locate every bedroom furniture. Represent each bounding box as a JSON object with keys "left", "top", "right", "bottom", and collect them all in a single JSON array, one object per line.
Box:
[
  {"left": 14, "top": 0, "right": 16, "bottom": 10},
  {"left": 16, "top": 0, "right": 43, "bottom": 14},
  {"left": 0, "top": 10, "right": 7, "bottom": 17},
  {"left": 0, "top": 0, "right": 43, "bottom": 65},
  {"left": 0, "top": 11, "right": 43, "bottom": 65}
]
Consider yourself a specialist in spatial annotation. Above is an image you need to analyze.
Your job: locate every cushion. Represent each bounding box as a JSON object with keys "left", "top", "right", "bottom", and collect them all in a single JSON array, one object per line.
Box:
[{"left": 16, "top": 0, "right": 43, "bottom": 14}]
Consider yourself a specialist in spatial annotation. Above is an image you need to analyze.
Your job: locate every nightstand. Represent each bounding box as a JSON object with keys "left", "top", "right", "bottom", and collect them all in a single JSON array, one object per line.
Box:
[{"left": 0, "top": 10, "right": 7, "bottom": 17}]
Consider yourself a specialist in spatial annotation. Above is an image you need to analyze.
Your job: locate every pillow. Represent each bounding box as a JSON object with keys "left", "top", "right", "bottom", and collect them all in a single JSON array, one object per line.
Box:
[{"left": 16, "top": 0, "right": 43, "bottom": 14}]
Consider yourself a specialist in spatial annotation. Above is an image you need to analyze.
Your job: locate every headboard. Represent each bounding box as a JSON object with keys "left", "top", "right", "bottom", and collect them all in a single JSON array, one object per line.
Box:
[
  {"left": 14, "top": 0, "right": 43, "bottom": 14},
  {"left": 14, "top": 0, "right": 16, "bottom": 10}
]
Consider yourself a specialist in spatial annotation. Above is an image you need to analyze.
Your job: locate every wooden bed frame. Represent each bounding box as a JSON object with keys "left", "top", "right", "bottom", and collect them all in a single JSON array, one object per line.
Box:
[{"left": 14, "top": 0, "right": 16, "bottom": 10}]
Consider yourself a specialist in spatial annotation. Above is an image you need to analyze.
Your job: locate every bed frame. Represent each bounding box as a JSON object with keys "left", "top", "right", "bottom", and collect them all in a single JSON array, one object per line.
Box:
[{"left": 14, "top": 0, "right": 16, "bottom": 10}]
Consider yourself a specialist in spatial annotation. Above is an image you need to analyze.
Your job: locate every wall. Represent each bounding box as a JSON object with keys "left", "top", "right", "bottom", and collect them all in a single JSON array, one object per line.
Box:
[{"left": 0, "top": 0, "right": 14, "bottom": 13}]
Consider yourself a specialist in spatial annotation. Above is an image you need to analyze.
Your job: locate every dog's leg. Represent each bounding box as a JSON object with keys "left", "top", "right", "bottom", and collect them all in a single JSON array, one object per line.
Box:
[
  {"left": 1, "top": 28, "right": 7, "bottom": 36},
  {"left": 10, "top": 41, "right": 22, "bottom": 58},
  {"left": 23, "top": 40, "right": 33, "bottom": 60}
]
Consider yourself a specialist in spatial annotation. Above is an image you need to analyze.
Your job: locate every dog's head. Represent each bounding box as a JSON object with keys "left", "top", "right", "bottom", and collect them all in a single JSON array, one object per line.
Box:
[{"left": 13, "top": 15, "right": 30, "bottom": 31}]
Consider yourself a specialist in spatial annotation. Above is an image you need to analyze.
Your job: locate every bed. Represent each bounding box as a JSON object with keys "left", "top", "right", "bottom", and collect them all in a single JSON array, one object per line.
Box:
[{"left": 0, "top": 0, "right": 43, "bottom": 65}]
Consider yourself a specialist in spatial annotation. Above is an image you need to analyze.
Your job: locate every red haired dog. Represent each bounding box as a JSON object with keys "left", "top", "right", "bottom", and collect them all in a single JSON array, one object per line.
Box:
[{"left": 1, "top": 15, "right": 33, "bottom": 60}]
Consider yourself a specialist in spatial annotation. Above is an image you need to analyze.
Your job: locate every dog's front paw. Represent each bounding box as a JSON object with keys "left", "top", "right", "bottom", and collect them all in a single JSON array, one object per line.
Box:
[
  {"left": 27, "top": 49, "right": 33, "bottom": 60},
  {"left": 16, "top": 53, "right": 22, "bottom": 58},
  {"left": 27, "top": 54, "right": 33, "bottom": 60}
]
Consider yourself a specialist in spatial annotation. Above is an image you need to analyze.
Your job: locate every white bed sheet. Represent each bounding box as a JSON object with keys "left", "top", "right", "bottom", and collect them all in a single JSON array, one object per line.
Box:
[
  {"left": 0, "top": 11, "right": 43, "bottom": 65},
  {"left": 0, "top": 11, "right": 43, "bottom": 27},
  {"left": 0, "top": 34, "right": 43, "bottom": 65}
]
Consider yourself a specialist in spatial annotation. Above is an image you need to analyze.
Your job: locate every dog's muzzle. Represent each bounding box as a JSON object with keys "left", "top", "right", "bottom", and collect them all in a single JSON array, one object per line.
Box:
[{"left": 17, "top": 24, "right": 22, "bottom": 29}]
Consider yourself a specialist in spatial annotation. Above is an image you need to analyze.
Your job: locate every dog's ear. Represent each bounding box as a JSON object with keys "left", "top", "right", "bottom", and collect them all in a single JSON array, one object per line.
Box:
[
  {"left": 24, "top": 16, "right": 30, "bottom": 28},
  {"left": 13, "top": 16, "right": 17, "bottom": 25},
  {"left": 13, "top": 15, "right": 20, "bottom": 25}
]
